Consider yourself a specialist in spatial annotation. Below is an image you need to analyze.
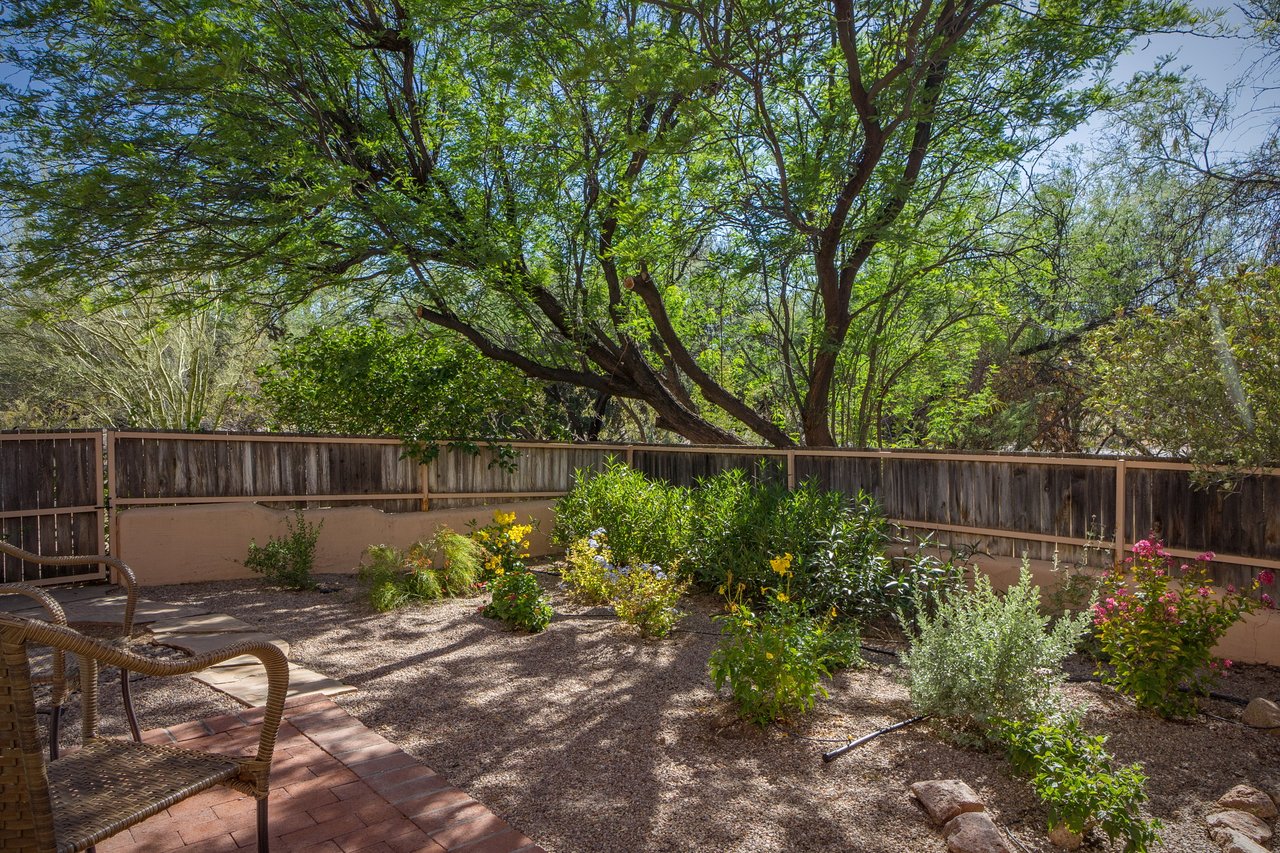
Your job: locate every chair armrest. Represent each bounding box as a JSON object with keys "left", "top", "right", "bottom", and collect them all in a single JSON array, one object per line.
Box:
[
  {"left": 0, "top": 541, "right": 140, "bottom": 634},
  {"left": 0, "top": 584, "right": 69, "bottom": 704},
  {"left": 4, "top": 615, "right": 290, "bottom": 769}
]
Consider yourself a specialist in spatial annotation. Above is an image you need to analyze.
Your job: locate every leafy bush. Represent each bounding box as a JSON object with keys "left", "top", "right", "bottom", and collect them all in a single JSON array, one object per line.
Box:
[
  {"left": 561, "top": 530, "right": 689, "bottom": 637},
  {"left": 552, "top": 461, "right": 691, "bottom": 568},
  {"left": 484, "top": 570, "right": 553, "bottom": 632},
  {"left": 245, "top": 512, "right": 322, "bottom": 590},
  {"left": 906, "top": 567, "right": 1089, "bottom": 732},
  {"left": 1093, "top": 539, "right": 1255, "bottom": 718},
  {"left": 996, "top": 714, "right": 1160, "bottom": 852},
  {"left": 472, "top": 509, "right": 535, "bottom": 581},
  {"left": 708, "top": 555, "right": 861, "bottom": 725},
  {"left": 560, "top": 529, "right": 617, "bottom": 605},
  {"left": 611, "top": 561, "right": 690, "bottom": 639},
  {"left": 357, "top": 530, "right": 483, "bottom": 612}
]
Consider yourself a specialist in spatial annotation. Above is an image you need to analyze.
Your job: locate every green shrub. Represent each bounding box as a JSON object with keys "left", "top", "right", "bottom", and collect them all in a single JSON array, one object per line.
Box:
[
  {"left": 560, "top": 529, "right": 616, "bottom": 605},
  {"left": 1094, "top": 539, "right": 1256, "bottom": 718},
  {"left": 708, "top": 556, "right": 861, "bottom": 725},
  {"left": 612, "top": 561, "right": 690, "bottom": 639},
  {"left": 996, "top": 714, "right": 1160, "bottom": 852},
  {"left": 906, "top": 567, "right": 1089, "bottom": 732},
  {"left": 245, "top": 512, "right": 322, "bottom": 590},
  {"left": 552, "top": 460, "right": 691, "bottom": 567},
  {"left": 484, "top": 570, "right": 553, "bottom": 632}
]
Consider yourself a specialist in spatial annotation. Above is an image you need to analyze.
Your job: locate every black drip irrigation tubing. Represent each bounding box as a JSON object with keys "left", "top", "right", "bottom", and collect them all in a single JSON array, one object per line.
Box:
[
  {"left": 1065, "top": 674, "right": 1251, "bottom": 707},
  {"left": 822, "top": 715, "right": 931, "bottom": 763}
]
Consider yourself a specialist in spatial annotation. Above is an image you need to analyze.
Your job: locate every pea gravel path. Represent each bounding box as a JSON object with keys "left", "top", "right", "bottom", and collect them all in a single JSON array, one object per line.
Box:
[{"left": 131, "top": 571, "right": 1280, "bottom": 853}]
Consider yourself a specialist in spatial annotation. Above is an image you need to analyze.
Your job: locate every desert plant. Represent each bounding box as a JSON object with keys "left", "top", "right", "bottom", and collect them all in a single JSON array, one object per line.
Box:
[
  {"left": 708, "top": 555, "right": 861, "bottom": 725},
  {"left": 906, "top": 566, "right": 1089, "bottom": 733},
  {"left": 484, "top": 570, "right": 553, "bottom": 632},
  {"left": 552, "top": 460, "right": 691, "bottom": 568},
  {"left": 611, "top": 562, "right": 690, "bottom": 639},
  {"left": 245, "top": 512, "right": 322, "bottom": 590},
  {"left": 996, "top": 714, "right": 1160, "bottom": 852},
  {"left": 1093, "top": 539, "right": 1256, "bottom": 718},
  {"left": 357, "top": 529, "right": 482, "bottom": 612},
  {"left": 560, "top": 529, "right": 617, "bottom": 605},
  {"left": 472, "top": 509, "right": 536, "bottom": 580}
]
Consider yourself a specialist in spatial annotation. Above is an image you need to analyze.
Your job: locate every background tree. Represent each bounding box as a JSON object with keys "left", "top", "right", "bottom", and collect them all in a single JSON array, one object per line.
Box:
[{"left": 0, "top": 0, "right": 1189, "bottom": 447}]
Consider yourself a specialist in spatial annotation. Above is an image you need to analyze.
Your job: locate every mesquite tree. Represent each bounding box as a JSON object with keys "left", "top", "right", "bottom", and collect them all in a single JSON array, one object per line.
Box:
[{"left": 0, "top": 0, "right": 1186, "bottom": 445}]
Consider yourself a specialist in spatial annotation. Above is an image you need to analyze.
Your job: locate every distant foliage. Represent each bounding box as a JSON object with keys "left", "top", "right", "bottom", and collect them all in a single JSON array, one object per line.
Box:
[
  {"left": 259, "top": 320, "right": 560, "bottom": 440},
  {"left": 245, "top": 512, "right": 322, "bottom": 590},
  {"left": 996, "top": 714, "right": 1161, "bottom": 852},
  {"left": 1093, "top": 539, "right": 1257, "bottom": 718},
  {"left": 906, "top": 567, "right": 1089, "bottom": 733}
]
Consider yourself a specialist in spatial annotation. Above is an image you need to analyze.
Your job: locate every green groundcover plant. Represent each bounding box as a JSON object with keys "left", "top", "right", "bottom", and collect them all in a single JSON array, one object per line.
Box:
[
  {"left": 996, "top": 714, "right": 1160, "bottom": 853},
  {"left": 244, "top": 512, "right": 322, "bottom": 591},
  {"left": 358, "top": 529, "right": 484, "bottom": 611},
  {"left": 1093, "top": 539, "right": 1258, "bottom": 718}
]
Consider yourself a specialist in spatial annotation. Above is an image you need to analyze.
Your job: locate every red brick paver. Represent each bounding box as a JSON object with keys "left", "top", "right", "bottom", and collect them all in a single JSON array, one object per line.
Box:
[{"left": 95, "top": 694, "right": 545, "bottom": 853}]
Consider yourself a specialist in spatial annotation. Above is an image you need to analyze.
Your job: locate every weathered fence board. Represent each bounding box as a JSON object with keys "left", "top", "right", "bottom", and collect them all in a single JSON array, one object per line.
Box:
[
  {"left": 632, "top": 449, "right": 787, "bottom": 488},
  {"left": 110, "top": 432, "right": 421, "bottom": 513},
  {"left": 426, "top": 444, "right": 620, "bottom": 508},
  {"left": 0, "top": 432, "right": 104, "bottom": 582}
]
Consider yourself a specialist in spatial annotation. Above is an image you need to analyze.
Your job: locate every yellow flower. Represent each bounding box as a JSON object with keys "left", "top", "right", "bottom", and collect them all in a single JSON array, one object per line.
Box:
[
  {"left": 765, "top": 652, "right": 774, "bottom": 660},
  {"left": 776, "top": 592, "right": 789, "bottom": 603},
  {"left": 770, "top": 553, "right": 793, "bottom": 575},
  {"left": 717, "top": 584, "right": 726, "bottom": 595},
  {"left": 829, "top": 606, "right": 838, "bottom": 619}
]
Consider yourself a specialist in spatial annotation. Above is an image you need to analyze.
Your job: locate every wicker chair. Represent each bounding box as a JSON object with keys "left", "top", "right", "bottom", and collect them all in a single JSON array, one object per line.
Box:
[
  {"left": 0, "top": 610, "right": 289, "bottom": 853},
  {"left": 0, "top": 541, "right": 145, "bottom": 750}
]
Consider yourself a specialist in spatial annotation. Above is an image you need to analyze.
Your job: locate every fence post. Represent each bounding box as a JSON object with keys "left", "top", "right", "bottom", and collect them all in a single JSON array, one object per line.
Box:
[
  {"left": 1113, "top": 459, "right": 1127, "bottom": 556},
  {"left": 786, "top": 450, "right": 796, "bottom": 491},
  {"left": 106, "top": 429, "right": 118, "bottom": 560},
  {"left": 625, "top": 445, "right": 634, "bottom": 469},
  {"left": 420, "top": 463, "right": 430, "bottom": 512}
]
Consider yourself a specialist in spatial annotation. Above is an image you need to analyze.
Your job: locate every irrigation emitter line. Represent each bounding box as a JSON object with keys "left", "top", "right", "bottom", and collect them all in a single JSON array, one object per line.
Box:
[{"left": 822, "top": 715, "right": 931, "bottom": 763}]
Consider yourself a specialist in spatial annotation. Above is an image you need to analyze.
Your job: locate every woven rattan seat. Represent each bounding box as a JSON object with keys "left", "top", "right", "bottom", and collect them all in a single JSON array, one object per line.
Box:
[
  {"left": 49, "top": 739, "right": 240, "bottom": 852},
  {"left": 0, "top": 610, "right": 289, "bottom": 853}
]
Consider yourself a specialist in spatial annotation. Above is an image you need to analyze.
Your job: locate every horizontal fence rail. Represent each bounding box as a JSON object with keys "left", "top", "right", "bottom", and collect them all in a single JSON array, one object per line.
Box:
[{"left": 2, "top": 430, "right": 1276, "bottom": 589}]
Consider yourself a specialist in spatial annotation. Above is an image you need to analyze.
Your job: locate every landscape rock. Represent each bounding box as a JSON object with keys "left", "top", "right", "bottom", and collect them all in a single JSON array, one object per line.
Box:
[
  {"left": 1210, "top": 828, "right": 1271, "bottom": 853},
  {"left": 1218, "top": 785, "right": 1279, "bottom": 820},
  {"left": 1241, "top": 698, "right": 1280, "bottom": 731},
  {"left": 1047, "top": 823, "right": 1083, "bottom": 849},
  {"left": 942, "top": 811, "right": 1011, "bottom": 853},
  {"left": 1206, "top": 810, "right": 1273, "bottom": 844},
  {"left": 911, "top": 779, "right": 985, "bottom": 825}
]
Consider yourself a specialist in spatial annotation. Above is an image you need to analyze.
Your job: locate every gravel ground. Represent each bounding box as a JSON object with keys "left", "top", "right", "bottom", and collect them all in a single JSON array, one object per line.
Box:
[{"left": 133, "top": 571, "right": 1280, "bottom": 853}]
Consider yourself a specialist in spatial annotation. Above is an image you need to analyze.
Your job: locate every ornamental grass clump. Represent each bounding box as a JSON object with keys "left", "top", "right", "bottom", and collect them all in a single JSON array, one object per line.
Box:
[
  {"left": 709, "top": 554, "right": 861, "bottom": 725},
  {"left": 1093, "top": 539, "right": 1258, "bottom": 718},
  {"left": 906, "top": 566, "right": 1088, "bottom": 734},
  {"left": 358, "top": 529, "right": 483, "bottom": 612}
]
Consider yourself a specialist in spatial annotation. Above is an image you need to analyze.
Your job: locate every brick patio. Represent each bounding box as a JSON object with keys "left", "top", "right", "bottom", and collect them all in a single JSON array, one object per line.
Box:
[{"left": 94, "top": 694, "right": 545, "bottom": 853}]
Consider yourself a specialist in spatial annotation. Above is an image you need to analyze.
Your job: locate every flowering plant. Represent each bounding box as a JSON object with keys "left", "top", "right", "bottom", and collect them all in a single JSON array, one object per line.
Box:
[
  {"left": 562, "top": 530, "right": 688, "bottom": 637},
  {"left": 708, "top": 554, "right": 860, "bottom": 725},
  {"left": 483, "top": 568, "right": 553, "bottom": 632},
  {"left": 1093, "top": 539, "right": 1256, "bottom": 718},
  {"left": 471, "top": 510, "right": 535, "bottom": 581}
]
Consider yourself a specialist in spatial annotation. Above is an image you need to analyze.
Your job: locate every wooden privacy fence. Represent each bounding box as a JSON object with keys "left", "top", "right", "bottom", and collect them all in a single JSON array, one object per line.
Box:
[
  {"left": 0, "top": 431, "right": 105, "bottom": 584},
  {"left": 2, "top": 431, "right": 1278, "bottom": 586}
]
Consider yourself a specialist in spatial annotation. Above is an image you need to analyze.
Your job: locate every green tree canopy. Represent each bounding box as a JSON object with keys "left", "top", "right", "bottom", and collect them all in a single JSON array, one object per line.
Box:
[{"left": 0, "top": 0, "right": 1191, "bottom": 446}]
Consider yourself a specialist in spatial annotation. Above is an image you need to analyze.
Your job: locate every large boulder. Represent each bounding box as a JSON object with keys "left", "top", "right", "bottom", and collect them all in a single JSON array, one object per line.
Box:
[
  {"left": 942, "top": 812, "right": 1011, "bottom": 853},
  {"left": 910, "top": 779, "right": 985, "bottom": 825},
  {"left": 1217, "top": 785, "right": 1278, "bottom": 820}
]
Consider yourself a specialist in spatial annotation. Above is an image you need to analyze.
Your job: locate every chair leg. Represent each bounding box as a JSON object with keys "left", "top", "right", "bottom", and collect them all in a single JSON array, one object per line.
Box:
[
  {"left": 122, "top": 667, "right": 141, "bottom": 742},
  {"left": 48, "top": 703, "right": 61, "bottom": 761},
  {"left": 257, "top": 796, "right": 270, "bottom": 852}
]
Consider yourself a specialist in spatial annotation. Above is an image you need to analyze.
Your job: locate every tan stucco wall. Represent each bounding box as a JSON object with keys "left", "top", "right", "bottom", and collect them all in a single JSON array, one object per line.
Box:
[
  {"left": 910, "top": 549, "right": 1280, "bottom": 666},
  {"left": 116, "top": 500, "right": 556, "bottom": 586}
]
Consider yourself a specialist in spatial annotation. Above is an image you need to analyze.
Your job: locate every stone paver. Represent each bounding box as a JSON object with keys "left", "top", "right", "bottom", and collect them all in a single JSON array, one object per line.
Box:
[{"left": 98, "top": 694, "right": 545, "bottom": 853}]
